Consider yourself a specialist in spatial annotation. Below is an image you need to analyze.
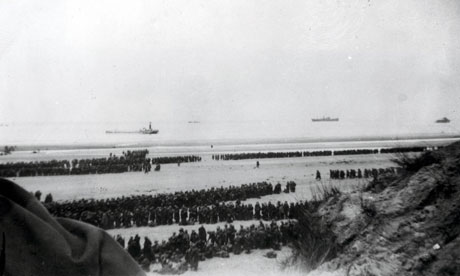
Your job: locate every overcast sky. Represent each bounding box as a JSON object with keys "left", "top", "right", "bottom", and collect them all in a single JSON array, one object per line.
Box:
[{"left": 1, "top": 0, "right": 459, "bottom": 123}]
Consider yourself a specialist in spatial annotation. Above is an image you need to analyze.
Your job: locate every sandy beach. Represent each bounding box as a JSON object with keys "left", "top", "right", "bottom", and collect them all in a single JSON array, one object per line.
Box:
[
  {"left": 8, "top": 153, "right": 392, "bottom": 202},
  {"left": 2, "top": 137, "right": 458, "bottom": 276},
  {"left": 2, "top": 136, "right": 458, "bottom": 201}
]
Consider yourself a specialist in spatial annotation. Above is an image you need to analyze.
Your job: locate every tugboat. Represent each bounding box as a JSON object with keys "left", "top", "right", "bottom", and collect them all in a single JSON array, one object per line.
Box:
[
  {"left": 139, "top": 122, "right": 159, "bottom": 134},
  {"left": 312, "top": 116, "right": 339, "bottom": 122},
  {"left": 435, "top": 117, "right": 450, "bottom": 123}
]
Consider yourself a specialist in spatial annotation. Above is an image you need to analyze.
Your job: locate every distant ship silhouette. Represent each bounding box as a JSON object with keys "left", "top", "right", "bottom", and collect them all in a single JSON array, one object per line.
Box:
[
  {"left": 106, "top": 122, "right": 159, "bottom": 134},
  {"left": 435, "top": 117, "right": 450, "bottom": 123},
  {"left": 312, "top": 116, "right": 339, "bottom": 122}
]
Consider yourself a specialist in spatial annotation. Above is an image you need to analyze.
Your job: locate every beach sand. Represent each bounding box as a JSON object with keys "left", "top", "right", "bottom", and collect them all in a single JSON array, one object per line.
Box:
[
  {"left": 9, "top": 153, "right": 392, "bottom": 202},
  {"left": 3, "top": 139, "right": 452, "bottom": 276}
]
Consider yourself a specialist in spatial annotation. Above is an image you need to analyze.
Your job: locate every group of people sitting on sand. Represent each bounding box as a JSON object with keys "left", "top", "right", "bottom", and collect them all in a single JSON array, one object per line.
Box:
[{"left": 116, "top": 220, "right": 300, "bottom": 273}]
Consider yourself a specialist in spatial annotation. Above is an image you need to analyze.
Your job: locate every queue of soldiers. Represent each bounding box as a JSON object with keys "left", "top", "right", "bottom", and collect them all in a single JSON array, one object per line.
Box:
[
  {"left": 380, "top": 146, "right": 426, "bottom": 154},
  {"left": 329, "top": 167, "right": 399, "bottom": 180},
  {"left": 71, "top": 150, "right": 152, "bottom": 174},
  {"left": 333, "top": 149, "right": 378, "bottom": 156},
  {"left": 210, "top": 146, "right": 438, "bottom": 162},
  {"left": 151, "top": 155, "right": 201, "bottom": 165},
  {"left": 0, "top": 150, "right": 150, "bottom": 177},
  {"left": 44, "top": 182, "right": 291, "bottom": 228},
  {"left": 0, "top": 150, "right": 206, "bottom": 177},
  {"left": 0, "top": 159, "right": 71, "bottom": 177},
  {"left": 116, "top": 220, "right": 300, "bottom": 273},
  {"left": 1, "top": 146, "right": 434, "bottom": 178},
  {"left": 212, "top": 150, "right": 333, "bottom": 161},
  {"left": 45, "top": 195, "right": 307, "bottom": 230}
]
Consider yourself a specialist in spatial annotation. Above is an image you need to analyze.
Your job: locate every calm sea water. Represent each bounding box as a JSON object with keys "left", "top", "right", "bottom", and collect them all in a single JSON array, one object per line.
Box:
[{"left": 1, "top": 120, "right": 459, "bottom": 148}]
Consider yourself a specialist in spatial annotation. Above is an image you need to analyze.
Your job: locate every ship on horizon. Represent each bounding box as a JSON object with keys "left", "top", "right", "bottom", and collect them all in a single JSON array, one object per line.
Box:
[
  {"left": 435, "top": 117, "right": 450, "bottom": 123},
  {"left": 312, "top": 116, "right": 339, "bottom": 122},
  {"left": 106, "top": 122, "right": 159, "bottom": 134}
]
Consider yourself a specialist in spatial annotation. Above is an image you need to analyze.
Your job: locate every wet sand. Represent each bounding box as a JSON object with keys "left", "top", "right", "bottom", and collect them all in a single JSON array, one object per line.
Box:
[{"left": 3, "top": 134, "right": 459, "bottom": 157}]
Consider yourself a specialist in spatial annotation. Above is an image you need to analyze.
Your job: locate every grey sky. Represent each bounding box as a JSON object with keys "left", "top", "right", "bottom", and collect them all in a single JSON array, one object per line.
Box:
[{"left": 1, "top": 0, "right": 459, "bottom": 123}]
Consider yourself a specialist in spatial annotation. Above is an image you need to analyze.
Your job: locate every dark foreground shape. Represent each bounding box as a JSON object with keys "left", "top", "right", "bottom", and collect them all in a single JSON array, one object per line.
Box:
[
  {"left": 0, "top": 178, "right": 145, "bottom": 276},
  {"left": 1, "top": 233, "right": 4, "bottom": 276}
]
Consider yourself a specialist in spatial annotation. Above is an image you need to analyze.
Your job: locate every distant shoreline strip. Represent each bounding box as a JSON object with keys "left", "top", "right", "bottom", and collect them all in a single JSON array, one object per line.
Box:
[{"left": 3, "top": 133, "right": 460, "bottom": 152}]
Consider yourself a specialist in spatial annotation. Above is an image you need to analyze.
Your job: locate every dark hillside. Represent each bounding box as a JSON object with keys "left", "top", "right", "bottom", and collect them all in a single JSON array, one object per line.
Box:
[{"left": 294, "top": 141, "right": 460, "bottom": 276}]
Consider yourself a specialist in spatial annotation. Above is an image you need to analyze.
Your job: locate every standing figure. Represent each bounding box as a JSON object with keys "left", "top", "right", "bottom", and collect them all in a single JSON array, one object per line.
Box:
[{"left": 316, "top": 170, "right": 321, "bottom": 180}]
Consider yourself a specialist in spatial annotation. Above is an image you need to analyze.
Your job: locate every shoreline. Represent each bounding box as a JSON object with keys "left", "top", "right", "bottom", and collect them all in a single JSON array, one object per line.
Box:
[{"left": 5, "top": 133, "right": 460, "bottom": 152}]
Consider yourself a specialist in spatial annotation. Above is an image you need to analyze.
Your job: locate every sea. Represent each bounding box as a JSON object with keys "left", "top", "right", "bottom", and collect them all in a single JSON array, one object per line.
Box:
[{"left": 1, "top": 119, "right": 459, "bottom": 150}]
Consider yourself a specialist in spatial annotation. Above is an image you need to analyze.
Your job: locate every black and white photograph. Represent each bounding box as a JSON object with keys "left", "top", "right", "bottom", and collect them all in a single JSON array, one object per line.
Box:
[{"left": 1, "top": 0, "right": 460, "bottom": 275}]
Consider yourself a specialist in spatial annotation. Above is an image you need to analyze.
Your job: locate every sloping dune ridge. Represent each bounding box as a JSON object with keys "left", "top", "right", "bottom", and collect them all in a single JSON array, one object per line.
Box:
[{"left": 304, "top": 141, "right": 460, "bottom": 276}]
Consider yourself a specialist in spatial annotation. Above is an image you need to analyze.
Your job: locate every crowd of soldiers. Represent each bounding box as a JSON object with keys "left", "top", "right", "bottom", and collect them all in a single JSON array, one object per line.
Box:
[
  {"left": 333, "top": 149, "right": 378, "bottom": 156},
  {"left": 273, "top": 181, "right": 296, "bottom": 193},
  {"left": 380, "top": 146, "right": 426, "bottom": 154},
  {"left": 1, "top": 146, "right": 434, "bottom": 178},
  {"left": 329, "top": 167, "right": 399, "bottom": 180},
  {"left": 0, "top": 150, "right": 150, "bottom": 177},
  {"left": 212, "top": 150, "right": 333, "bottom": 161},
  {"left": 72, "top": 150, "right": 152, "bottom": 174},
  {"left": 151, "top": 155, "right": 201, "bottom": 165},
  {"left": 74, "top": 197, "right": 305, "bottom": 230},
  {"left": 0, "top": 159, "right": 71, "bottom": 177},
  {"left": 210, "top": 146, "right": 433, "bottom": 161},
  {"left": 44, "top": 182, "right": 291, "bottom": 229},
  {"left": 0, "top": 150, "right": 205, "bottom": 177},
  {"left": 116, "top": 220, "right": 300, "bottom": 273}
]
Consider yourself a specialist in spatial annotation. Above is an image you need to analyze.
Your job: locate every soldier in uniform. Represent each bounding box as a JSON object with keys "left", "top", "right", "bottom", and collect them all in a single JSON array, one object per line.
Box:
[
  {"left": 316, "top": 170, "right": 321, "bottom": 180},
  {"left": 198, "top": 225, "right": 207, "bottom": 244},
  {"left": 190, "top": 230, "right": 199, "bottom": 244},
  {"left": 254, "top": 202, "right": 261, "bottom": 220},
  {"left": 289, "top": 181, "right": 296, "bottom": 192},
  {"left": 179, "top": 206, "right": 187, "bottom": 225},
  {"left": 116, "top": 234, "right": 125, "bottom": 248},
  {"left": 189, "top": 244, "right": 200, "bottom": 271},
  {"left": 143, "top": 237, "right": 153, "bottom": 262}
]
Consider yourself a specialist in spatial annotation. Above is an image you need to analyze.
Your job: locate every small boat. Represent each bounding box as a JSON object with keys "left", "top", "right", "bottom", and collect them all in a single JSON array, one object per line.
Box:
[{"left": 436, "top": 117, "right": 450, "bottom": 123}]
